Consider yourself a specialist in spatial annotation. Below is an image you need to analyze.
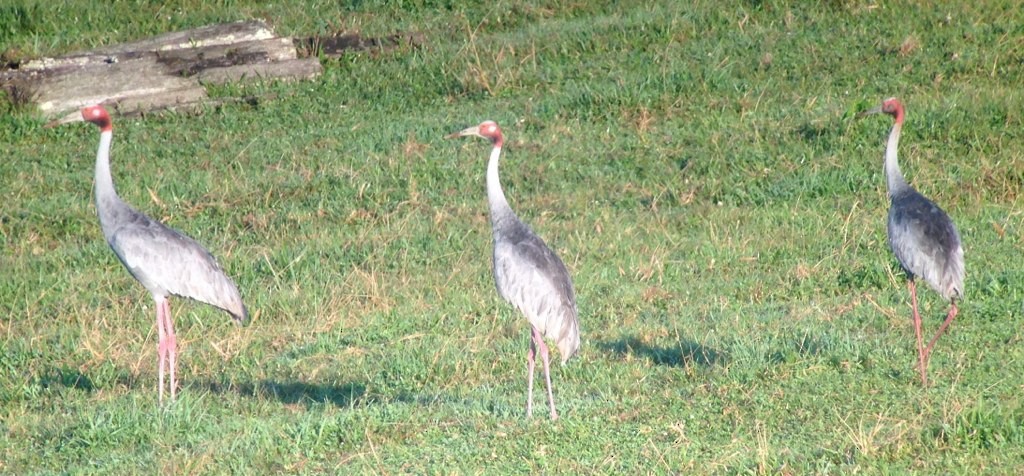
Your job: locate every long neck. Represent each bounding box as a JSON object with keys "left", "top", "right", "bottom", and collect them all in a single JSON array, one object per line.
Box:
[
  {"left": 884, "top": 115, "right": 910, "bottom": 196},
  {"left": 94, "top": 130, "right": 119, "bottom": 202},
  {"left": 485, "top": 144, "right": 516, "bottom": 229},
  {"left": 93, "top": 130, "right": 125, "bottom": 235}
]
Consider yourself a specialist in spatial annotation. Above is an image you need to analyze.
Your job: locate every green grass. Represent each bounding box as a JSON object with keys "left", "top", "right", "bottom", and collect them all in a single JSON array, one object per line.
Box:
[{"left": 3, "top": 0, "right": 1024, "bottom": 472}]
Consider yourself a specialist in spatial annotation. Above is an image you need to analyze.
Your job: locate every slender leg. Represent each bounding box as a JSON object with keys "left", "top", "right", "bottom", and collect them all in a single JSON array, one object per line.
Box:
[
  {"left": 155, "top": 297, "right": 167, "bottom": 403},
  {"left": 526, "top": 333, "right": 537, "bottom": 419},
  {"left": 909, "top": 280, "right": 928, "bottom": 386},
  {"left": 925, "top": 301, "right": 959, "bottom": 359},
  {"left": 164, "top": 299, "right": 177, "bottom": 401},
  {"left": 533, "top": 327, "right": 558, "bottom": 420}
]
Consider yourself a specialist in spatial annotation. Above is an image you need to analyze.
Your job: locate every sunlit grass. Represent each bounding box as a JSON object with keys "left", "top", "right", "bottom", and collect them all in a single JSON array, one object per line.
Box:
[{"left": 3, "top": 0, "right": 1024, "bottom": 473}]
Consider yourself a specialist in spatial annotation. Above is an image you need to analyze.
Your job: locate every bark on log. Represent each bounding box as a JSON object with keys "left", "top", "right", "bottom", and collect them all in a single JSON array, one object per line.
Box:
[
  {"left": 1, "top": 20, "right": 422, "bottom": 118},
  {"left": 1, "top": 20, "right": 320, "bottom": 118}
]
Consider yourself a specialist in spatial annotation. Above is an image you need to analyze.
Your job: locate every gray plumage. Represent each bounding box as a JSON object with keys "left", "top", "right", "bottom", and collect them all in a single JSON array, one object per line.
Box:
[
  {"left": 65, "top": 104, "right": 247, "bottom": 403},
  {"left": 864, "top": 97, "right": 964, "bottom": 386},
  {"left": 491, "top": 207, "right": 581, "bottom": 364},
  {"left": 888, "top": 189, "right": 964, "bottom": 302},
  {"left": 97, "top": 192, "right": 248, "bottom": 322},
  {"left": 449, "top": 120, "right": 580, "bottom": 420}
]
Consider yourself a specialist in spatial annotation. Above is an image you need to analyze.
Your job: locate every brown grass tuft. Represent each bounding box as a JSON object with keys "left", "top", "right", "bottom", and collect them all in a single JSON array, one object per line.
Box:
[{"left": 899, "top": 36, "right": 919, "bottom": 56}]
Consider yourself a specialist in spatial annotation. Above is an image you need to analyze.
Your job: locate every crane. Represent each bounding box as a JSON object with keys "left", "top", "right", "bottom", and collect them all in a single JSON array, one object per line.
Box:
[
  {"left": 52, "top": 105, "right": 249, "bottom": 403},
  {"left": 447, "top": 120, "right": 581, "bottom": 420},
  {"left": 862, "top": 97, "right": 965, "bottom": 386}
]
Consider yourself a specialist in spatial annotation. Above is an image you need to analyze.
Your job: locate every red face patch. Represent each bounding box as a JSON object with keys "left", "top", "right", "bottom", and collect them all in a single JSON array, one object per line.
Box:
[
  {"left": 882, "top": 98, "right": 900, "bottom": 114},
  {"left": 82, "top": 105, "right": 112, "bottom": 131}
]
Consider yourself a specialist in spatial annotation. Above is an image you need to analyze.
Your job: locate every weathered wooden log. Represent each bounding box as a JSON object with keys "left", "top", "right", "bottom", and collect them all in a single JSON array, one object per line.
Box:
[
  {"left": 97, "top": 88, "right": 211, "bottom": 118},
  {"left": 1, "top": 20, "right": 423, "bottom": 119},
  {"left": 31, "top": 56, "right": 205, "bottom": 116},
  {"left": 88, "top": 20, "right": 277, "bottom": 55},
  {"left": 0, "top": 20, "right": 321, "bottom": 118},
  {"left": 197, "top": 58, "right": 322, "bottom": 84},
  {"left": 17, "top": 20, "right": 278, "bottom": 73},
  {"left": 157, "top": 37, "right": 299, "bottom": 75}
]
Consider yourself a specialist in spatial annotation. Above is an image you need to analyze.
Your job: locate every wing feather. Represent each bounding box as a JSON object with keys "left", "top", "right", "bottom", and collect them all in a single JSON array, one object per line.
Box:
[
  {"left": 106, "top": 210, "right": 247, "bottom": 321},
  {"left": 493, "top": 223, "right": 580, "bottom": 361},
  {"left": 888, "top": 191, "right": 964, "bottom": 301}
]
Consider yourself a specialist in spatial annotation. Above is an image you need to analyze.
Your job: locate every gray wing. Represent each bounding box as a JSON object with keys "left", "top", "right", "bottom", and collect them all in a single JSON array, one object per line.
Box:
[
  {"left": 493, "top": 224, "right": 580, "bottom": 363},
  {"left": 107, "top": 209, "right": 248, "bottom": 323},
  {"left": 888, "top": 190, "right": 965, "bottom": 301}
]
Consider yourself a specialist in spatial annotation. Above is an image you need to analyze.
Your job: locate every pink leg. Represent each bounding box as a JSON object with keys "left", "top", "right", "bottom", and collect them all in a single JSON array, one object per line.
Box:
[
  {"left": 526, "top": 334, "right": 536, "bottom": 419},
  {"left": 909, "top": 281, "right": 928, "bottom": 386},
  {"left": 155, "top": 297, "right": 167, "bottom": 403},
  {"left": 532, "top": 327, "right": 558, "bottom": 420},
  {"left": 925, "top": 301, "right": 959, "bottom": 359},
  {"left": 163, "top": 299, "right": 177, "bottom": 401}
]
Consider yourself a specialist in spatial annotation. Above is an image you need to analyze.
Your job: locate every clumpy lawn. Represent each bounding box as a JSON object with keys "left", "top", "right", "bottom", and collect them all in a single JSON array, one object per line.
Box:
[{"left": 2, "top": 0, "right": 1023, "bottom": 473}]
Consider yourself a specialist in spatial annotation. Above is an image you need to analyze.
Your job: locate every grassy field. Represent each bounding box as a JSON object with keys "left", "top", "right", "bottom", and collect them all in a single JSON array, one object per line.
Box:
[{"left": 3, "top": 0, "right": 1024, "bottom": 473}]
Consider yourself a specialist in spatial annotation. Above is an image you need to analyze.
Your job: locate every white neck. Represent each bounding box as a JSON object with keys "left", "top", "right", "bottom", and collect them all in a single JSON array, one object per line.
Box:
[
  {"left": 486, "top": 144, "right": 512, "bottom": 218},
  {"left": 94, "top": 131, "right": 117, "bottom": 203},
  {"left": 884, "top": 121, "right": 909, "bottom": 195},
  {"left": 93, "top": 130, "right": 126, "bottom": 239}
]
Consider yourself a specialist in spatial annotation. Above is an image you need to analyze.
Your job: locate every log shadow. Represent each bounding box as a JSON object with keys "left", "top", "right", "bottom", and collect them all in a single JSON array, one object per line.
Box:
[
  {"left": 199, "top": 379, "right": 367, "bottom": 408},
  {"left": 599, "top": 336, "right": 727, "bottom": 367}
]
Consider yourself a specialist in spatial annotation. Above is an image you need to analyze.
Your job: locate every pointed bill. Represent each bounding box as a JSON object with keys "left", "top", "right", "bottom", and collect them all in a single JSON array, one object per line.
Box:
[
  {"left": 445, "top": 125, "right": 480, "bottom": 139},
  {"left": 857, "top": 105, "right": 884, "bottom": 118},
  {"left": 44, "top": 109, "right": 85, "bottom": 128}
]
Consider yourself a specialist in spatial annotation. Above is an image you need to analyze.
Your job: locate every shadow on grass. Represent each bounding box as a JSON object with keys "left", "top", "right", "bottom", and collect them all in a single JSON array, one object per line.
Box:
[
  {"left": 39, "top": 367, "right": 96, "bottom": 391},
  {"left": 199, "top": 379, "right": 367, "bottom": 408},
  {"left": 598, "top": 336, "right": 727, "bottom": 367}
]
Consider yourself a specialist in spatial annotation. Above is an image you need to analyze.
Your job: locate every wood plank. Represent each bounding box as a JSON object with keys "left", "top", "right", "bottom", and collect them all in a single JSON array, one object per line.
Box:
[
  {"left": 32, "top": 57, "right": 204, "bottom": 115},
  {"left": 89, "top": 20, "right": 275, "bottom": 55},
  {"left": 0, "top": 20, "right": 383, "bottom": 118},
  {"left": 20, "top": 20, "right": 276, "bottom": 72},
  {"left": 197, "top": 58, "right": 322, "bottom": 84},
  {"left": 1, "top": 22, "right": 423, "bottom": 119},
  {"left": 99, "top": 87, "right": 210, "bottom": 118},
  {"left": 157, "top": 38, "right": 299, "bottom": 76}
]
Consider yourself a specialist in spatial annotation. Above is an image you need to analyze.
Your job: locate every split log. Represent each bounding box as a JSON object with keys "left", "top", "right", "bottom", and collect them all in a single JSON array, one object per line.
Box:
[
  {"left": 1, "top": 20, "right": 423, "bottom": 119},
  {"left": 1, "top": 20, "right": 321, "bottom": 118}
]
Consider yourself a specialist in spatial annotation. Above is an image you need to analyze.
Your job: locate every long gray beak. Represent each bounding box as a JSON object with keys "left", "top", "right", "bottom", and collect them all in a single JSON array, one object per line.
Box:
[
  {"left": 44, "top": 110, "right": 84, "bottom": 128},
  {"left": 857, "top": 105, "right": 883, "bottom": 118},
  {"left": 445, "top": 125, "right": 479, "bottom": 139}
]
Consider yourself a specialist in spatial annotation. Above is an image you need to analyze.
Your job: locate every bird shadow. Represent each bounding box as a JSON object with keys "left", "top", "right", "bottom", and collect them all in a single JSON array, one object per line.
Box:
[
  {"left": 598, "top": 336, "right": 728, "bottom": 367},
  {"left": 795, "top": 120, "right": 846, "bottom": 148},
  {"left": 39, "top": 367, "right": 97, "bottom": 392},
  {"left": 198, "top": 379, "right": 367, "bottom": 408}
]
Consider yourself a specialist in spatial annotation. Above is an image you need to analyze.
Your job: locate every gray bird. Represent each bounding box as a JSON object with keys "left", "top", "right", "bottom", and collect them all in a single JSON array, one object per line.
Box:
[
  {"left": 53, "top": 105, "right": 248, "bottom": 403},
  {"left": 862, "top": 97, "right": 965, "bottom": 386},
  {"left": 447, "top": 120, "right": 581, "bottom": 420}
]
